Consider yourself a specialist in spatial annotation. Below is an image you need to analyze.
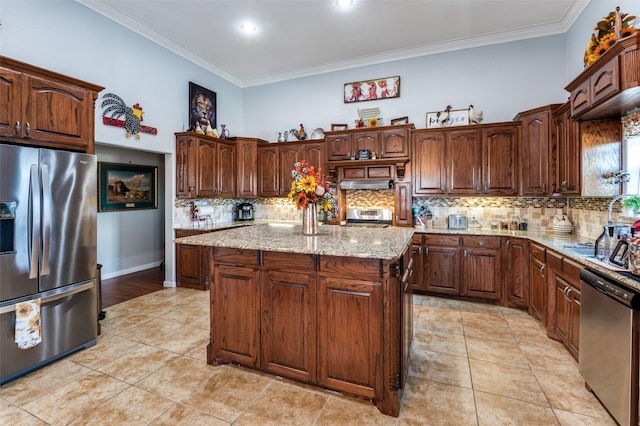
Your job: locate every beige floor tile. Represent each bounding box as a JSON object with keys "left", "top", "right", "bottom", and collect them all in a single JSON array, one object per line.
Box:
[
  {"left": 136, "top": 356, "right": 216, "bottom": 401},
  {"left": 399, "top": 377, "right": 477, "bottom": 426},
  {"left": 162, "top": 300, "right": 210, "bottom": 325},
  {"left": 554, "top": 408, "right": 617, "bottom": 426},
  {"left": 192, "top": 313, "right": 210, "bottom": 329},
  {"left": 99, "top": 311, "right": 155, "bottom": 335},
  {"left": 408, "top": 347, "right": 472, "bottom": 388},
  {"left": 69, "top": 385, "right": 174, "bottom": 425},
  {"left": 68, "top": 334, "right": 145, "bottom": 369},
  {"left": 0, "top": 359, "right": 92, "bottom": 406},
  {"left": 413, "top": 329, "right": 467, "bottom": 357},
  {"left": 180, "top": 365, "right": 273, "bottom": 423},
  {"left": 415, "top": 307, "right": 464, "bottom": 335},
  {"left": 97, "top": 343, "right": 180, "bottom": 384},
  {"left": 185, "top": 341, "right": 209, "bottom": 361},
  {"left": 475, "top": 391, "right": 559, "bottom": 426},
  {"left": 534, "top": 369, "right": 613, "bottom": 420},
  {"left": 150, "top": 324, "right": 210, "bottom": 354},
  {"left": 0, "top": 398, "right": 48, "bottom": 425},
  {"left": 520, "top": 342, "right": 580, "bottom": 377},
  {"left": 418, "top": 296, "right": 461, "bottom": 310},
  {"left": 465, "top": 335, "right": 528, "bottom": 367},
  {"left": 119, "top": 317, "right": 186, "bottom": 345},
  {"left": 151, "top": 402, "right": 230, "bottom": 425},
  {"left": 316, "top": 396, "right": 397, "bottom": 425},
  {"left": 469, "top": 359, "right": 548, "bottom": 406},
  {"left": 22, "top": 371, "right": 130, "bottom": 425},
  {"left": 458, "top": 300, "right": 505, "bottom": 315},
  {"left": 235, "top": 381, "right": 327, "bottom": 425}
]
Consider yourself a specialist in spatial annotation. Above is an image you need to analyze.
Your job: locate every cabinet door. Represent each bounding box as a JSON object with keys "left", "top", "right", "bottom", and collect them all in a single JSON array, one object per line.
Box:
[
  {"left": 327, "top": 134, "right": 352, "bottom": 160},
  {"left": 175, "top": 244, "right": 203, "bottom": 290},
  {"left": 261, "top": 271, "right": 316, "bottom": 383},
  {"left": 301, "top": 142, "right": 325, "bottom": 170},
  {"left": 258, "top": 146, "right": 280, "bottom": 197},
  {"left": 529, "top": 257, "right": 547, "bottom": 323},
  {"left": 24, "top": 74, "right": 94, "bottom": 151},
  {"left": 483, "top": 125, "right": 519, "bottom": 195},
  {"left": 217, "top": 143, "right": 237, "bottom": 198},
  {"left": 553, "top": 104, "right": 581, "bottom": 195},
  {"left": 393, "top": 182, "right": 412, "bottom": 226},
  {"left": 0, "top": 67, "right": 22, "bottom": 138},
  {"left": 551, "top": 274, "right": 571, "bottom": 344},
  {"left": 521, "top": 110, "right": 551, "bottom": 195},
  {"left": 211, "top": 264, "right": 260, "bottom": 367},
  {"left": 175, "top": 135, "right": 197, "bottom": 198},
  {"left": 410, "top": 242, "right": 425, "bottom": 292},
  {"left": 448, "top": 130, "right": 482, "bottom": 195},
  {"left": 412, "top": 131, "right": 446, "bottom": 195},
  {"left": 196, "top": 140, "right": 218, "bottom": 198},
  {"left": 569, "top": 288, "right": 580, "bottom": 359},
  {"left": 237, "top": 139, "right": 258, "bottom": 198},
  {"left": 424, "top": 247, "right": 460, "bottom": 295},
  {"left": 279, "top": 145, "right": 299, "bottom": 197},
  {"left": 380, "top": 128, "right": 409, "bottom": 158},
  {"left": 318, "top": 276, "right": 383, "bottom": 398},
  {"left": 354, "top": 131, "right": 378, "bottom": 155},
  {"left": 504, "top": 238, "right": 529, "bottom": 309},
  {"left": 461, "top": 248, "right": 502, "bottom": 300}
]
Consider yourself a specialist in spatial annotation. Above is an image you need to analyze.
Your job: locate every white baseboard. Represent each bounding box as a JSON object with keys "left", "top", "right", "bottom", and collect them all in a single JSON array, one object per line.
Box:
[
  {"left": 163, "top": 281, "right": 176, "bottom": 288},
  {"left": 101, "top": 261, "right": 164, "bottom": 280}
]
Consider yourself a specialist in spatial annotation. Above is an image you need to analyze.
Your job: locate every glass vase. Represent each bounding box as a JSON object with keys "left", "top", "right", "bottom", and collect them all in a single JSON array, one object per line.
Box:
[{"left": 302, "top": 203, "right": 318, "bottom": 235}]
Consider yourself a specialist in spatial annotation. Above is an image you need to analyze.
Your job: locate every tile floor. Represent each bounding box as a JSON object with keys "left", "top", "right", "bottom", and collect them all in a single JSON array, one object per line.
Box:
[{"left": 0, "top": 288, "right": 616, "bottom": 425}]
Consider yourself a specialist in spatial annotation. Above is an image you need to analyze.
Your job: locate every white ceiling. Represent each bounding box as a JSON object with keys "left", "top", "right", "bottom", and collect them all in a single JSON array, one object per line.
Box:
[{"left": 77, "top": 0, "right": 589, "bottom": 87}]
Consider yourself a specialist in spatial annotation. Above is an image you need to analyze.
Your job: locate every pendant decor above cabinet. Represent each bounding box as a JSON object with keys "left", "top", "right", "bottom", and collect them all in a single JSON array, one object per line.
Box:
[{"left": 101, "top": 93, "right": 157, "bottom": 139}]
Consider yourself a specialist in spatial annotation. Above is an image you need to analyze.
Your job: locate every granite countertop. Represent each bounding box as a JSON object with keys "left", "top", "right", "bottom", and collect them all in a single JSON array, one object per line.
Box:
[
  {"left": 174, "top": 220, "right": 254, "bottom": 232},
  {"left": 174, "top": 223, "right": 414, "bottom": 260},
  {"left": 414, "top": 226, "right": 640, "bottom": 291}
]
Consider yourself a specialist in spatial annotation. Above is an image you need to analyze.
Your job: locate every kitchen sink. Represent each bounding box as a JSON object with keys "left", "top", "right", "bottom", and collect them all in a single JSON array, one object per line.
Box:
[{"left": 564, "top": 246, "right": 596, "bottom": 256}]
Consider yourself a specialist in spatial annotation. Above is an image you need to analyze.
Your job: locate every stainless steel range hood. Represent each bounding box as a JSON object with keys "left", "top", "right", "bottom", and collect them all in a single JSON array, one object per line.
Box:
[{"left": 339, "top": 180, "right": 394, "bottom": 190}]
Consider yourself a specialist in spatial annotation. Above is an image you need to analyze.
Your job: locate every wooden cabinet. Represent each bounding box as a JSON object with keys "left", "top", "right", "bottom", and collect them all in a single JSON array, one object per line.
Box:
[
  {"left": 503, "top": 238, "right": 529, "bottom": 309},
  {"left": 258, "top": 140, "right": 326, "bottom": 197},
  {"left": 412, "top": 122, "right": 519, "bottom": 196},
  {"left": 546, "top": 250, "right": 581, "bottom": 361},
  {"left": 422, "top": 235, "right": 461, "bottom": 295},
  {"left": 175, "top": 132, "right": 237, "bottom": 199},
  {"left": 528, "top": 243, "right": 547, "bottom": 323},
  {"left": 393, "top": 182, "right": 412, "bottom": 226},
  {"left": 410, "top": 235, "right": 425, "bottom": 292},
  {"left": 552, "top": 102, "right": 581, "bottom": 195},
  {"left": 460, "top": 236, "right": 502, "bottom": 300},
  {"left": 516, "top": 104, "right": 562, "bottom": 196},
  {"left": 566, "top": 34, "right": 640, "bottom": 120},
  {"left": 0, "top": 56, "right": 103, "bottom": 153},
  {"left": 325, "top": 124, "right": 412, "bottom": 161},
  {"left": 233, "top": 137, "right": 260, "bottom": 198}
]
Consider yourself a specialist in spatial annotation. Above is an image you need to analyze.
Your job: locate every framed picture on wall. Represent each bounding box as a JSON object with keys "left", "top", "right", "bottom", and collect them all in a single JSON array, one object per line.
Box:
[
  {"left": 98, "top": 162, "right": 158, "bottom": 212},
  {"left": 344, "top": 76, "right": 400, "bottom": 103},
  {"left": 189, "top": 82, "right": 217, "bottom": 130}
]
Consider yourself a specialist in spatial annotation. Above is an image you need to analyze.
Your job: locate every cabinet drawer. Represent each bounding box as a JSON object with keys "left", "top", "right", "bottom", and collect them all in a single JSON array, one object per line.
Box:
[
  {"left": 367, "top": 166, "right": 392, "bottom": 179},
  {"left": 318, "top": 256, "right": 382, "bottom": 281},
  {"left": 590, "top": 58, "right": 620, "bottom": 105},
  {"left": 424, "top": 235, "right": 460, "bottom": 247},
  {"left": 213, "top": 247, "right": 258, "bottom": 266},
  {"left": 530, "top": 243, "right": 546, "bottom": 261},
  {"left": 547, "top": 250, "right": 563, "bottom": 271},
  {"left": 263, "top": 251, "right": 314, "bottom": 272},
  {"left": 343, "top": 167, "right": 366, "bottom": 179},
  {"left": 412, "top": 234, "right": 424, "bottom": 245},
  {"left": 460, "top": 236, "right": 501, "bottom": 249},
  {"left": 570, "top": 79, "right": 591, "bottom": 117},
  {"left": 562, "top": 258, "right": 582, "bottom": 288}
]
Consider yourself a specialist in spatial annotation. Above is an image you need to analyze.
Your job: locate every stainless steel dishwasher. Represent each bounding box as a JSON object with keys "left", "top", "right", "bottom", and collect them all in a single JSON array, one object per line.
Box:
[{"left": 579, "top": 268, "right": 640, "bottom": 426}]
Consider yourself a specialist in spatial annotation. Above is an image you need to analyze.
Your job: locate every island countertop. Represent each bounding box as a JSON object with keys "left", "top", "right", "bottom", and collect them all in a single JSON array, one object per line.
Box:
[{"left": 174, "top": 223, "right": 414, "bottom": 260}]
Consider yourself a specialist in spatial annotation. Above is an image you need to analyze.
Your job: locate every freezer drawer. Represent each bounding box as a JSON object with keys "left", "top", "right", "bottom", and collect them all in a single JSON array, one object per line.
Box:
[{"left": 0, "top": 281, "right": 97, "bottom": 384}]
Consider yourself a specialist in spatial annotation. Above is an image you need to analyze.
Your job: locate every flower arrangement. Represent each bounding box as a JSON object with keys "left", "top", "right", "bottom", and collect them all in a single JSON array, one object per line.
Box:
[
  {"left": 288, "top": 160, "right": 340, "bottom": 219},
  {"left": 584, "top": 6, "right": 637, "bottom": 67}
]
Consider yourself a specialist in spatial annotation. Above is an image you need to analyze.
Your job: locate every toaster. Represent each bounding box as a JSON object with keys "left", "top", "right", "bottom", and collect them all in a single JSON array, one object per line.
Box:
[{"left": 448, "top": 214, "right": 468, "bottom": 230}]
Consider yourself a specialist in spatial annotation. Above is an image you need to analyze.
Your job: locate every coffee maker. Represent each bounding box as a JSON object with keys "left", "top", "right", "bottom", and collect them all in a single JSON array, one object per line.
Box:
[{"left": 234, "top": 202, "right": 254, "bottom": 221}]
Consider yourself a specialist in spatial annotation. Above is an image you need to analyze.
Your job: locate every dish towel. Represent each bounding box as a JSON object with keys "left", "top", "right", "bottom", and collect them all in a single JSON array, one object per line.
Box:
[{"left": 15, "top": 298, "right": 42, "bottom": 349}]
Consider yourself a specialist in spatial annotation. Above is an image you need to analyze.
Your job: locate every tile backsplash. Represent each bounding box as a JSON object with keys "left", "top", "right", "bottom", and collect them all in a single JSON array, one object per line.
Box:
[{"left": 175, "top": 195, "right": 638, "bottom": 240}]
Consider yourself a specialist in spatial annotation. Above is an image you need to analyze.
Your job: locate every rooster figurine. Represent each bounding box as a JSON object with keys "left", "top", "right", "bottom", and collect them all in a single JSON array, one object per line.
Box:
[
  {"left": 101, "top": 93, "right": 143, "bottom": 139},
  {"left": 468, "top": 104, "right": 483, "bottom": 124},
  {"left": 291, "top": 124, "right": 307, "bottom": 141},
  {"left": 437, "top": 105, "right": 451, "bottom": 127}
]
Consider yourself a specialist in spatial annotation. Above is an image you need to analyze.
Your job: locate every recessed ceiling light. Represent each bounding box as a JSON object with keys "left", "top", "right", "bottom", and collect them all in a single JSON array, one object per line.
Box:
[
  {"left": 240, "top": 22, "right": 257, "bottom": 34},
  {"left": 336, "top": 0, "right": 353, "bottom": 8}
]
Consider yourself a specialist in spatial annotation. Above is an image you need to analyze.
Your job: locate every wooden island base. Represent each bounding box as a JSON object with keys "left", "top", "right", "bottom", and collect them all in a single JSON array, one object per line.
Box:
[{"left": 205, "top": 247, "right": 413, "bottom": 417}]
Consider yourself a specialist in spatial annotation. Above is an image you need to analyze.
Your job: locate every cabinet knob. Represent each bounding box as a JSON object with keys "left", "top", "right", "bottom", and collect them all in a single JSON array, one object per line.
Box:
[
  {"left": 506, "top": 240, "right": 511, "bottom": 248},
  {"left": 478, "top": 241, "right": 484, "bottom": 246},
  {"left": 484, "top": 183, "right": 488, "bottom": 193},
  {"left": 15, "top": 121, "right": 22, "bottom": 135},
  {"left": 464, "top": 249, "right": 468, "bottom": 258},
  {"left": 542, "top": 183, "right": 547, "bottom": 193},
  {"left": 25, "top": 122, "right": 31, "bottom": 137},
  {"left": 561, "top": 180, "right": 568, "bottom": 192},
  {"left": 539, "top": 265, "right": 546, "bottom": 277}
]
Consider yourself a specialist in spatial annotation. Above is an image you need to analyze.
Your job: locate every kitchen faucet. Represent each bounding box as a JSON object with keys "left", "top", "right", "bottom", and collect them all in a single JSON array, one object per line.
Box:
[{"left": 607, "top": 194, "right": 626, "bottom": 224}]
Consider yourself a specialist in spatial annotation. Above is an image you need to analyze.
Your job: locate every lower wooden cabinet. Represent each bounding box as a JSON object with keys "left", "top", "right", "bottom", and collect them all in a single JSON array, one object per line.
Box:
[
  {"left": 175, "top": 229, "right": 213, "bottom": 290},
  {"left": 529, "top": 243, "right": 547, "bottom": 323},
  {"left": 504, "top": 238, "right": 529, "bottom": 309}
]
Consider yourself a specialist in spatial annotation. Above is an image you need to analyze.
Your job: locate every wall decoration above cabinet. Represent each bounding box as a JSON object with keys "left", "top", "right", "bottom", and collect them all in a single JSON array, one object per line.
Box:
[
  {"left": 344, "top": 76, "right": 400, "bottom": 103},
  {"left": 188, "top": 82, "right": 216, "bottom": 131},
  {"left": 101, "top": 93, "right": 157, "bottom": 139}
]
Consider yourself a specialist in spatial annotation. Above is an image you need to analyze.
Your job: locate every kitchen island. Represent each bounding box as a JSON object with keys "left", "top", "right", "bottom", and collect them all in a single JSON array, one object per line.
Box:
[{"left": 174, "top": 223, "right": 414, "bottom": 417}]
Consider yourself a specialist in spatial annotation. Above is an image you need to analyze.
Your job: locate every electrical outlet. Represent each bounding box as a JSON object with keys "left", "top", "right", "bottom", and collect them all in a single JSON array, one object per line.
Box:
[{"left": 471, "top": 214, "right": 477, "bottom": 221}]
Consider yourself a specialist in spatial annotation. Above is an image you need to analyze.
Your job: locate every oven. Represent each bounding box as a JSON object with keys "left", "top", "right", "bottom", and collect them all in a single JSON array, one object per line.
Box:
[{"left": 344, "top": 208, "right": 393, "bottom": 228}]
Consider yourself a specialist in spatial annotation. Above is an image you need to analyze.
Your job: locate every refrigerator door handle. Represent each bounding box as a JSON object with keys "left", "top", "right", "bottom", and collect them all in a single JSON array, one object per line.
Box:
[
  {"left": 0, "top": 281, "right": 94, "bottom": 315},
  {"left": 29, "top": 165, "right": 40, "bottom": 279},
  {"left": 40, "top": 164, "right": 51, "bottom": 276}
]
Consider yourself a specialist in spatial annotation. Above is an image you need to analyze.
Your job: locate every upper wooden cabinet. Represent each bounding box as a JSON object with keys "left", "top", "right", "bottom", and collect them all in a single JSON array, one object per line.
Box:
[
  {"left": 233, "top": 137, "right": 260, "bottom": 198},
  {"left": 0, "top": 56, "right": 103, "bottom": 153},
  {"left": 175, "top": 132, "right": 237, "bottom": 199},
  {"left": 258, "top": 139, "right": 326, "bottom": 197},
  {"left": 551, "top": 102, "right": 581, "bottom": 196},
  {"left": 411, "top": 122, "right": 519, "bottom": 196},
  {"left": 566, "top": 33, "right": 640, "bottom": 120},
  {"left": 516, "top": 104, "right": 562, "bottom": 196},
  {"left": 325, "top": 124, "right": 412, "bottom": 161}
]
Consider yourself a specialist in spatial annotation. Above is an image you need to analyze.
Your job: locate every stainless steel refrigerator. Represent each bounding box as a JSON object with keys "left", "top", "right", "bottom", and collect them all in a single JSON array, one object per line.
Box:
[{"left": 0, "top": 144, "right": 97, "bottom": 384}]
